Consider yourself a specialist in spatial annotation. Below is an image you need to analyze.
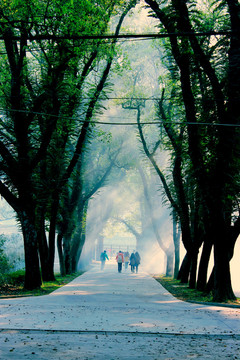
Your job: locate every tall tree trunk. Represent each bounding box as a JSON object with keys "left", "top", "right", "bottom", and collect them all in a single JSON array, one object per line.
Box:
[
  {"left": 166, "top": 251, "right": 174, "bottom": 277},
  {"left": 71, "top": 233, "right": 85, "bottom": 273},
  {"left": 57, "top": 233, "right": 66, "bottom": 276},
  {"left": 37, "top": 209, "right": 52, "bottom": 281},
  {"left": 206, "top": 267, "right": 214, "bottom": 294},
  {"left": 63, "top": 235, "right": 72, "bottom": 275},
  {"left": 213, "top": 218, "right": 236, "bottom": 301},
  {"left": 48, "top": 192, "right": 59, "bottom": 280},
  {"left": 173, "top": 212, "right": 180, "bottom": 279},
  {"left": 20, "top": 212, "right": 42, "bottom": 290},
  {"left": 189, "top": 250, "right": 198, "bottom": 289},
  {"left": 177, "top": 252, "right": 191, "bottom": 283},
  {"left": 197, "top": 240, "right": 212, "bottom": 291},
  {"left": 70, "top": 201, "right": 88, "bottom": 272}
]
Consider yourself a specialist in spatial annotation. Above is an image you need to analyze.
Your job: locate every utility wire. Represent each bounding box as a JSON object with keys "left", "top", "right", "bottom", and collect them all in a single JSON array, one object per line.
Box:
[
  {"left": 0, "top": 30, "right": 237, "bottom": 41},
  {"left": 0, "top": 30, "right": 234, "bottom": 55},
  {"left": 0, "top": 95, "right": 234, "bottom": 102},
  {"left": 0, "top": 108, "right": 239, "bottom": 127},
  {"left": 0, "top": 36, "right": 154, "bottom": 55}
]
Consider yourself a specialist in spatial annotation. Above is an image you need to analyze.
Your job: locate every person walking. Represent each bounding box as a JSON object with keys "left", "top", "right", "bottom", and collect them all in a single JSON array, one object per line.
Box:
[
  {"left": 116, "top": 251, "right": 124, "bottom": 273},
  {"left": 124, "top": 251, "right": 130, "bottom": 271},
  {"left": 100, "top": 250, "right": 109, "bottom": 270},
  {"left": 134, "top": 251, "right": 141, "bottom": 273},
  {"left": 130, "top": 252, "right": 136, "bottom": 273}
]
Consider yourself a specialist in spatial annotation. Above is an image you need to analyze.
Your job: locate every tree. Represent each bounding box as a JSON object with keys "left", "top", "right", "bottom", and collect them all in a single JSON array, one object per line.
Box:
[
  {"left": 145, "top": 0, "right": 240, "bottom": 301},
  {"left": 0, "top": 0, "right": 138, "bottom": 289},
  {"left": 57, "top": 130, "right": 121, "bottom": 274}
]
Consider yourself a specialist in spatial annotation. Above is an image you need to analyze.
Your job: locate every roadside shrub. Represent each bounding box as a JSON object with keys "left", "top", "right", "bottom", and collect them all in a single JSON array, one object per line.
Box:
[
  {"left": 3, "top": 233, "right": 24, "bottom": 271},
  {"left": 0, "top": 235, "right": 11, "bottom": 284},
  {"left": 6, "top": 269, "right": 25, "bottom": 286}
]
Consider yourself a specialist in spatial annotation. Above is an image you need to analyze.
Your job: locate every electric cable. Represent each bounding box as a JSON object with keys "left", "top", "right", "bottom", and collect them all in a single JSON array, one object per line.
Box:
[
  {"left": 0, "top": 107, "right": 239, "bottom": 127},
  {"left": 0, "top": 30, "right": 237, "bottom": 41}
]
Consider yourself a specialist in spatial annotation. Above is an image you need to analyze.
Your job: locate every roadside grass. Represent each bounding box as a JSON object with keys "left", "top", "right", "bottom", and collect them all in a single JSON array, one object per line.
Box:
[
  {"left": 0, "top": 271, "right": 84, "bottom": 298},
  {"left": 154, "top": 275, "right": 240, "bottom": 307}
]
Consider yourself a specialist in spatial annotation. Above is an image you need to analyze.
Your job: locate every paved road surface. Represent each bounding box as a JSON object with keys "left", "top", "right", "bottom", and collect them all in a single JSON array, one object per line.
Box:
[{"left": 0, "top": 262, "right": 240, "bottom": 359}]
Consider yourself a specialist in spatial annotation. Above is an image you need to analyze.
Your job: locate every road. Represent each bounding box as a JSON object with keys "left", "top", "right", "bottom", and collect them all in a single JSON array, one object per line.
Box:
[{"left": 0, "top": 262, "right": 239, "bottom": 359}]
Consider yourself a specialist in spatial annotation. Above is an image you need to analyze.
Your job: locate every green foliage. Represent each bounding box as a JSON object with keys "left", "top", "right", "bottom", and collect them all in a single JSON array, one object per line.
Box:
[
  {"left": 38, "top": 272, "right": 84, "bottom": 295},
  {"left": 0, "top": 0, "right": 139, "bottom": 289},
  {"left": 0, "top": 235, "right": 11, "bottom": 284},
  {"left": 145, "top": 0, "right": 239, "bottom": 214},
  {"left": 6, "top": 269, "right": 25, "bottom": 286},
  {"left": 0, "top": 271, "right": 84, "bottom": 297},
  {"left": 0, "top": 0, "right": 131, "bottom": 210},
  {"left": 155, "top": 275, "right": 240, "bottom": 305},
  {"left": 155, "top": 275, "right": 214, "bottom": 302}
]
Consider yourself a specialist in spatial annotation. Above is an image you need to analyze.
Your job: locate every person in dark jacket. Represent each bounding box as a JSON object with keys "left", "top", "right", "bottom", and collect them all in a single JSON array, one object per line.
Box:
[
  {"left": 134, "top": 251, "right": 141, "bottom": 273},
  {"left": 130, "top": 252, "right": 136, "bottom": 273}
]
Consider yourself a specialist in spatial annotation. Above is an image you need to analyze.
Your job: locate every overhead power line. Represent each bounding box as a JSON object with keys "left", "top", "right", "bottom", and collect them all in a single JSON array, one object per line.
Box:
[
  {"left": 0, "top": 30, "right": 237, "bottom": 41},
  {"left": 0, "top": 108, "right": 239, "bottom": 127}
]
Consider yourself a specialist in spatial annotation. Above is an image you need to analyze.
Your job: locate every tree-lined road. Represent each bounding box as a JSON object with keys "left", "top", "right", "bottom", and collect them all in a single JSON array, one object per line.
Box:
[{"left": 0, "top": 263, "right": 240, "bottom": 359}]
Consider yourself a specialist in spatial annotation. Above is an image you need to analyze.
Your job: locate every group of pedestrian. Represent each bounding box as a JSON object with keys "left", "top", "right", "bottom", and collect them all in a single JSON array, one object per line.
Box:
[
  {"left": 116, "top": 250, "right": 141, "bottom": 273},
  {"left": 100, "top": 249, "right": 141, "bottom": 273}
]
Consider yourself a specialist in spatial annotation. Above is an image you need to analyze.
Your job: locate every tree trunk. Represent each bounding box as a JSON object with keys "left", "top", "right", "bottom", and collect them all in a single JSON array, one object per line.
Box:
[
  {"left": 213, "top": 228, "right": 236, "bottom": 301},
  {"left": 37, "top": 208, "right": 53, "bottom": 281},
  {"left": 48, "top": 193, "right": 59, "bottom": 280},
  {"left": 189, "top": 250, "right": 198, "bottom": 289},
  {"left": 57, "top": 233, "right": 66, "bottom": 276},
  {"left": 20, "top": 212, "right": 42, "bottom": 290},
  {"left": 71, "top": 233, "right": 85, "bottom": 273},
  {"left": 177, "top": 252, "right": 191, "bottom": 283},
  {"left": 70, "top": 202, "right": 88, "bottom": 272},
  {"left": 206, "top": 267, "right": 214, "bottom": 294},
  {"left": 63, "top": 235, "right": 72, "bottom": 274},
  {"left": 166, "top": 252, "right": 174, "bottom": 277},
  {"left": 197, "top": 240, "right": 212, "bottom": 291},
  {"left": 173, "top": 212, "right": 180, "bottom": 279}
]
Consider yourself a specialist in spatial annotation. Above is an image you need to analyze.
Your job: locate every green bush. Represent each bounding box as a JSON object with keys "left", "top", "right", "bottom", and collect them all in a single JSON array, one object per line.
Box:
[{"left": 6, "top": 269, "right": 25, "bottom": 286}]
